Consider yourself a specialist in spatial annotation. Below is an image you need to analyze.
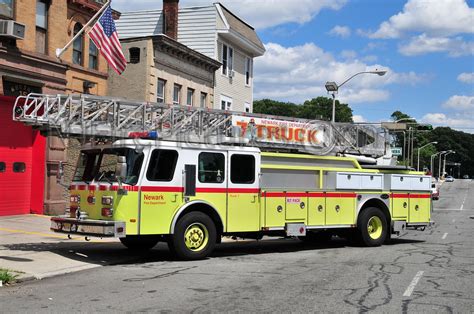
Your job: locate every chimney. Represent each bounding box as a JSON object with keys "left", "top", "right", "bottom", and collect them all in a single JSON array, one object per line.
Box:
[{"left": 163, "top": 0, "right": 179, "bottom": 40}]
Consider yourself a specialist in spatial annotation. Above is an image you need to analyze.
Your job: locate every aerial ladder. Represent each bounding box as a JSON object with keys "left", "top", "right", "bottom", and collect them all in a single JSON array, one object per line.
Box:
[{"left": 12, "top": 93, "right": 392, "bottom": 163}]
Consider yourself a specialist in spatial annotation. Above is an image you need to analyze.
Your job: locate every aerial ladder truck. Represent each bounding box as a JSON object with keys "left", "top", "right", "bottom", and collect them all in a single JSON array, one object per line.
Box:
[{"left": 12, "top": 93, "right": 433, "bottom": 260}]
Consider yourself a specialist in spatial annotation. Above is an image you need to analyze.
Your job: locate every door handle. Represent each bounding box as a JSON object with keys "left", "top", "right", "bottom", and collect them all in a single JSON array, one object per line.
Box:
[
  {"left": 172, "top": 194, "right": 177, "bottom": 203},
  {"left": 317, "top": 205, "right": 323, "bottom": 212},
  {"left": 251, "top": 195, "right": 257, "bottom": 203},
  {"left": 403, "top": 202, "right": 408, "bottom": 208}
]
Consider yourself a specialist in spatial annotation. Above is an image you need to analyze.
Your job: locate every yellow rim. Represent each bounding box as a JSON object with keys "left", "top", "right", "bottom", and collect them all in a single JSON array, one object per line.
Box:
[
  {"left": 184, "top": 223, "right": 209, "bottom": 252},
  {"left": 367, "top": 216, "right": 383, "bottom": 240}
]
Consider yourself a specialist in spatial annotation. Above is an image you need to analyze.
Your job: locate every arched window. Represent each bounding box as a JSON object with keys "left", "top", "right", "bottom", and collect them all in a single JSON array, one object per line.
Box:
[{"left": 73, "top": 23, "right": 84, "bottom": 65}]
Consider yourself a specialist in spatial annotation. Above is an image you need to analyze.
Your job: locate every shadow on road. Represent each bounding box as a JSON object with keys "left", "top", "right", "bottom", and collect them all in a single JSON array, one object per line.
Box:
[{"left": 1, "top": 236, "right": 426, "bottom": 266}]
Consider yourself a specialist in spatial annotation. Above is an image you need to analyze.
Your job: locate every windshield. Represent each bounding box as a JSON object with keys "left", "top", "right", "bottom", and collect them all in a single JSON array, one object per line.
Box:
[{"left": 73, "top": 148, "right": 144, "bottom": 185}]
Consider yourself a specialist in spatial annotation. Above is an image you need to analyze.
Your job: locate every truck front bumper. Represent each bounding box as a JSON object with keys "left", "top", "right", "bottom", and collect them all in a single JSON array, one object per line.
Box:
[{"left": 50, "top": 217, "right": 126, "bottom": 238}]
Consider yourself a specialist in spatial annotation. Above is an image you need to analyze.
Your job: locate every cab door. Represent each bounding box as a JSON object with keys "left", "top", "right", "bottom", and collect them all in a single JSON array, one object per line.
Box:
[{"left": 227, "top": 152, "right": 260, "bottom": 232}]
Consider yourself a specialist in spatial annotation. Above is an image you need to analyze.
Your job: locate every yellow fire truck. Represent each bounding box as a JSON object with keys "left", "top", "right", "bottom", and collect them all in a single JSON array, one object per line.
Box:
[{"left": 13, "top": 94, "right": 433, "bottom": 260}]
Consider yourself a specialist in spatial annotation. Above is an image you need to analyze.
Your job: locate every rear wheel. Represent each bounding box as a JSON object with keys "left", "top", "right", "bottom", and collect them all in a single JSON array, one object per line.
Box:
[
  {"left": 168, "top": 212, "right": 216, "bottom": 260},
  {"left": 357, "top": 207, "right": 387, "bottom": 246},
  {"left": 119, "top": 235, "right": 160, "bottom": 251}
]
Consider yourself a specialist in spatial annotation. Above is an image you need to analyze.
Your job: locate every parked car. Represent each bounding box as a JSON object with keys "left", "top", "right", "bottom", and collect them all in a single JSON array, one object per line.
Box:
[
  {"left": 445, "top": 176, "right": 454, "bottom": 182},
  {"left": 431, "top": 183, "right": 440, "bottom": 200},
  {"left": 463, "top": 175, "right": 470, "bottom": 179}
]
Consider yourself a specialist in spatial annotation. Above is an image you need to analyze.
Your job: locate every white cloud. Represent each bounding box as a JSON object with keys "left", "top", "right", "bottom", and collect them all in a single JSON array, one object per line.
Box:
[
  {"left": 113, "top": 0, "right": 348, "bottom": 29},
  {"left": 399, "top": 34, "right": 474, "bottom": 57},
  {"left": 254, "top": 42, "right": 425, "bottom": 104},
  {"left": 442, "top": 95, "right": 474, "bottom": 111},
  {"left": 457, "top": 72, "right": 474, "bottom": 83},
  {"left": 353, "top": 115, "right": 367, "bottom": 123},
  {"left": 370, "top": 0, "right": 474, "bottom": 39},
  {"left": 421, "top": 94, "right": 474, "bottom": 132},
  {"left": 421, "top": 113, "right": 474, "bottom": 130},
  {"left": 329, "top": 25, "right": 351, "bottom": 38},
  {"left": 340, "top": 50, "right": 357, "bottom": 59}
]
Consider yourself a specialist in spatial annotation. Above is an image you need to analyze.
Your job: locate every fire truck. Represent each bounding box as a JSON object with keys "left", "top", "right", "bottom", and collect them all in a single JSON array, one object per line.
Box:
[{"left": 13, "top": 94, "right": 433, "bottom": 260}]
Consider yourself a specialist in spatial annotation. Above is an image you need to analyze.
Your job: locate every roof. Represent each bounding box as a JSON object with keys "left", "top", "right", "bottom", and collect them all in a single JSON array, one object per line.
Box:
[
  {"left": 116, "top": 3, "right": 265, "bottom": 56},
  {"left": 216, "top": 3, "right": 265, "bottom": 52}
]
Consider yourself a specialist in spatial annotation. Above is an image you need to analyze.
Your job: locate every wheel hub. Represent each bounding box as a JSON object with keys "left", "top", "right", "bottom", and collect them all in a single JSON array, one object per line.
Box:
[
  {"left": 184, "top": 223, "right": 209, "bottom": 252},
  {"left": 367, "top": 216, "right": 383, "bottom": 240}
]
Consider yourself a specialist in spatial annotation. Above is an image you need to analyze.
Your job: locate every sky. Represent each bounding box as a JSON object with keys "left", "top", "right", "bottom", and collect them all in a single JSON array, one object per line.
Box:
[{"left": 113, "top": 0, "right": 474, "bottom": 132}]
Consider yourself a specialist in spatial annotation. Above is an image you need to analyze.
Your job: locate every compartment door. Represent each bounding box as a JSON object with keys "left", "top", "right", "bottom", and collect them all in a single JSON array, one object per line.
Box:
[
  {"left": 392, "top": 193, "right": 409, "bottom": 218},
  {"left": 409, "top": 194, "right": 431, "bottom": 223},
  {"left": 325, "top": 193, "right": 356, "bottom": 225},
  {"left": 308, "top": 193, "right": 325, "bottom": 226},
  {"left": 285, "top": 192, "right": 307, "bottom": 221},
  {"left": 264, "top": 191, "right": 285, "bottom": 227}
]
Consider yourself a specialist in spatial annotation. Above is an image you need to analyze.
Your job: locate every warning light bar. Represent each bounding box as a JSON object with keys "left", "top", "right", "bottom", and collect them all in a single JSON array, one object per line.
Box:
[{"left": 128, "top": 131, "right": 159, "bottom": 139}]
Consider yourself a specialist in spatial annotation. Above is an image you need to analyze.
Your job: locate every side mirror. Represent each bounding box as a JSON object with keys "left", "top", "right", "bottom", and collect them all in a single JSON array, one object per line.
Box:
[{"left": 115, "top": 156, "right": 127, "bottom": 179}]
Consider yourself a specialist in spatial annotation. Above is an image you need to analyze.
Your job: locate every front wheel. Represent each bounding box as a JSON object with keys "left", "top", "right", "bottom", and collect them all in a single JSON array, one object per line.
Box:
[
  {"left": 357, "top": 207, "right": 387, "bottom": 247},
  {"left": 168, "top": 212, "right": 216, "bottom": 260}
]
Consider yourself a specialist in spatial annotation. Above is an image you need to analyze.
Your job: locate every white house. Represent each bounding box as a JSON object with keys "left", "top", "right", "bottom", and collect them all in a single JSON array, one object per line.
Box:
[{"left": 116, "top": 1, "right": 265, "bottom": 113}]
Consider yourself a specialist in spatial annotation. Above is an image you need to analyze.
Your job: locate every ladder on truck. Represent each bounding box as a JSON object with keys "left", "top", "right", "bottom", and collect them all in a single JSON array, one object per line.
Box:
[{"left": 12, "top": 93, "right": 388, "bottom": 157}]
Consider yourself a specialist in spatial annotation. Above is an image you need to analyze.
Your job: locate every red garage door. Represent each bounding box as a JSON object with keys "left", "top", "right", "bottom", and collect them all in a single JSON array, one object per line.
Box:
[{"left": 0, "top": 96, "right": 45, "bottom": 216}]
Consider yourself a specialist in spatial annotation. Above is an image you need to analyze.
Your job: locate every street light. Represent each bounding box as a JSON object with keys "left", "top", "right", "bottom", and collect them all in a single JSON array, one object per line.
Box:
[
  {"left": 325, "top": 70, "right": 387, "bottom": 123},
  {"left": 438, "top": 151, "right": 451, "bottom": 179},
  {"left": 442, "top": 151, "right": 455, "bottom": 178},
  {"left": 417, "top": 141, "right": 437, "bottom": 171},
  {"left": 430, "top": 151, "right": 444, "bottom": 177}
]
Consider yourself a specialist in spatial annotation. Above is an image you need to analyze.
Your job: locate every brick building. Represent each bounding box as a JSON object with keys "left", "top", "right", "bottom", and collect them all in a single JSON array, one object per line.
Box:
[{"left": 0, "top": 0, "right": 118, "bottom": 215}]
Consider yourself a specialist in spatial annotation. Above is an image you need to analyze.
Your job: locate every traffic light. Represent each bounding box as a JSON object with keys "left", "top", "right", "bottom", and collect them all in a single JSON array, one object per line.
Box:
[{"left": 417, "top": 124, "right": 433, "bottom": 131}]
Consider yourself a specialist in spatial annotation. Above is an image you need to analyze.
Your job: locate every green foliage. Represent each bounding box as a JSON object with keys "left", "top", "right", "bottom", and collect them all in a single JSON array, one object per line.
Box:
[
  {"left": 0, "top": 268, "right": 18, "bottom": 284},
  {"left": 389, "top": 111, "right": 474, "bottom": 177},
  {"left": 253, "top": 97, "right": 353, "bottom": 122}
]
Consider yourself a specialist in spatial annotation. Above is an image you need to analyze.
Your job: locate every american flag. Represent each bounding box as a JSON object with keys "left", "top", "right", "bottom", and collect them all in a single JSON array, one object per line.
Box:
[{"left": 89, "top": 6, "right": 127, "bottom": 74}]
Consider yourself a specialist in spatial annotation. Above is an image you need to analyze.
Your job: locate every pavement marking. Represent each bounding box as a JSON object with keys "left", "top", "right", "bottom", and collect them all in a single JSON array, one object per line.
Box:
[
  {"left": 75, "top": 252, "right": 88, "bottom": 258},
  {"left": 0, "top": 227, "right": 76, "bottom": 239},
  {"left": 460, "top": 193, "right": 468, "bottom": 210},
  {"left": 403, "top": 271, "right": 424, "bottom": 297},
  {"left": 452, "top": 219, "right": 456, "bottom": 223},
  {"left": 442, "top": 233, "right": 448, "bottom": 239}
]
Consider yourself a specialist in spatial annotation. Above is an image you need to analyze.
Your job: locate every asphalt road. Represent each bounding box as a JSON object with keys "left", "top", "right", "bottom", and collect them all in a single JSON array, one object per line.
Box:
[{"left": 1, "top": 179, "right": 473, "bottom": 313}]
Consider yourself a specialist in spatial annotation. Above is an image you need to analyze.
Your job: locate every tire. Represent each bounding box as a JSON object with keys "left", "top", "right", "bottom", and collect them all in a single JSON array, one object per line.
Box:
[
  {"left": 168, "top": 212, "right": 216, "bottom": 260},
  {"left": 357, "top": 207, "right": 387, "bottom": 247},
  {"left": 119, "top": 235, "right": 160, "bottom": 251},
  {"left": 298, "top": 230, "right": 332, "bottom": 243}
]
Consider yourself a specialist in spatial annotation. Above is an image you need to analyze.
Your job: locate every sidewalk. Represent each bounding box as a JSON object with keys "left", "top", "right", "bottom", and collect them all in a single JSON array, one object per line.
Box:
[{"left": 0, "top": 215, "right": 139, "bottom": 282}]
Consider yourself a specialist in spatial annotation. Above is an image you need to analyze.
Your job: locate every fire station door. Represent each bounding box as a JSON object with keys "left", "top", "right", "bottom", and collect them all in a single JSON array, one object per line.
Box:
[{"left": 226, "top": 152, "right": 260, "bottom": 232}]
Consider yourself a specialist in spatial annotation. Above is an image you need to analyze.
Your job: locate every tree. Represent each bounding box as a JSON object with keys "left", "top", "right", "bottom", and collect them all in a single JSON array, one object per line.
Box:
[
  {"left": 253, "top": 97, "right": 353, "bottom": 122},
  {"left": 299, "top": 97, "right": 353, "bottom": 122},
  {"left": 253, "top": 99, "right": 299, "bottom": 117},
  {"left": 391, "top": 110, "right": 413, "bottom": 122}
]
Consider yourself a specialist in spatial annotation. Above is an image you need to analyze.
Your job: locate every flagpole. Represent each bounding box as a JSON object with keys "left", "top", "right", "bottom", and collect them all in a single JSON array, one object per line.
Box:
[{"left": 55, "top": 0, "right": 111, "bottom": 58}]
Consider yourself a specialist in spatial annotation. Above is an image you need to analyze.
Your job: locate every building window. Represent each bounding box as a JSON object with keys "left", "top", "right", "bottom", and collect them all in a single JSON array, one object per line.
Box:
[
  {"left": 244, "top": 102, "right": 251, "bottom": 113},
  {"left": 157, "top": 79, "right": 166, "bottom": 104},
  {"left": 173, "top": 84, "right": 181, "bottom": 105},
  {"left": 198, "top": 152, "right": 225, "bottom": 183},
  {"left": 129, "top": 47, "right": 140, "bottom": 64},
  {"left": 200, "top": 92, "right": 207, "bottom": 108},
  {"left": 245, "top": 57, "right": 252, "bottom": 86},
  {"left": 73, "top": 23, "right": 84, "bottom": 65},
  {"left": 221, "top": 44, "right": 233, "bottom": 76},
  {"left": 0, "top": 162, "right": 5, "bottom": 172},
  {"left": 35, "top": 0, "right": 48, "bottom": 54},
  {"left": 220, "top": 95, "right": 232, "bottom": 111},
  {"left": 186, "top": 88, "right": 194, "bottom": 106},
  {"left": 13, "top": 162, "right": 26, "bottom": 173},
  {"left": 0, "top": 0, "right": 13, "bottom": 18},
  {"left": 89, "top": 39, "right": 98, "bottom": 69}
]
